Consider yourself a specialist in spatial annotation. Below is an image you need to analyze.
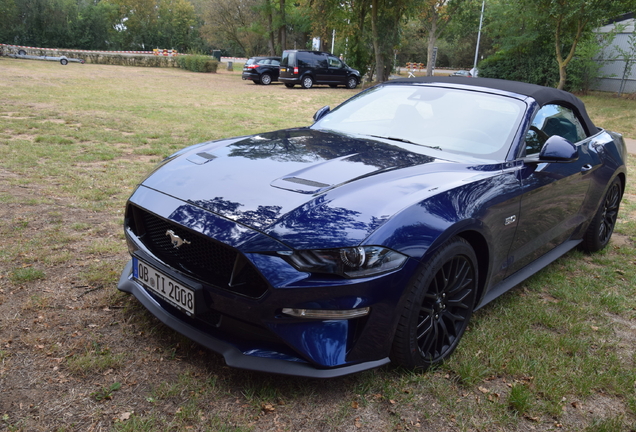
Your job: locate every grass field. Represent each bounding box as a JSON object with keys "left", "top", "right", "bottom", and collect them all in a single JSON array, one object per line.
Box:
[{"left": 0, "top": 58, "right": 635, "bottom": 432}]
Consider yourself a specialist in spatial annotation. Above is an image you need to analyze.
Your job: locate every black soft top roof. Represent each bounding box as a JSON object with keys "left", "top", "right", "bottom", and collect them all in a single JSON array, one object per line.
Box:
[{"left": 389, "top": 76, "right": 598, "bottom": 136}]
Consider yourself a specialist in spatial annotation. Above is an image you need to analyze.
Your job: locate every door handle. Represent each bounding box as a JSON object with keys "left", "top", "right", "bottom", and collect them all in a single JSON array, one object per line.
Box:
[{"left": 581, "top": 164, "right": 593, "bottom": 172}]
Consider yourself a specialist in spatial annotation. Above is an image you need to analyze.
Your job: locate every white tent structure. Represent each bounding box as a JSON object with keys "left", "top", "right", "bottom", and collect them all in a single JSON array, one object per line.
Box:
[{"left": 594, "top": 13, "right": 636, "bottom": 94}]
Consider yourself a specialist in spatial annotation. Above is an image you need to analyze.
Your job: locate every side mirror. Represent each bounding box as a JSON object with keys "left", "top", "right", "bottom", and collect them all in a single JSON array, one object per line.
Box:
[
  {"left": 313, "top": 106, "right": 330, "bottom": 122},
  {"left": 538, "top": 135, "right": 578, "bottom": 162}
]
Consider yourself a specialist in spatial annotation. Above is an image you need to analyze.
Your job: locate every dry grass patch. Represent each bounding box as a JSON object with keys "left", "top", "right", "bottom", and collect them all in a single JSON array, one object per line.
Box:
[{"left": 0, "top": 58, "right": 635, "bottom": 432}]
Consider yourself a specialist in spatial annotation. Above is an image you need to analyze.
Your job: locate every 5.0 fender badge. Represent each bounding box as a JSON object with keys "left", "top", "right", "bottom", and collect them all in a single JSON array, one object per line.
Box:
[{"left": 166, "top": 230, "right": 191, "bottom": 249}]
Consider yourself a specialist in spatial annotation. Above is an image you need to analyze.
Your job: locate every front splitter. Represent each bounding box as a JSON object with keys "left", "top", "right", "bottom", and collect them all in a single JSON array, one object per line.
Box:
[{"left": 117, "top": 260, "right": 390, "bottom": 378}]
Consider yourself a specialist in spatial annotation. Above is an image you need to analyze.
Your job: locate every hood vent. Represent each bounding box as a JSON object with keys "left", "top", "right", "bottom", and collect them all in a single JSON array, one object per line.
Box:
[
  {"left": 186, "top": 152, "right": 218, "bottom": 165},
  {"left": 271, "top": 176, "right": 333, "bottom": 194},
  {"left": 283, "top": 177, "right": 330, "bottom": 188}
]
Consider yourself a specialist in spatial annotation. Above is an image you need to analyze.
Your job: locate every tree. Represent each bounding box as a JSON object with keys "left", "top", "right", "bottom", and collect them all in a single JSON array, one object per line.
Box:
[
  {"left": 199, "top": 0, "right": 267, "bottom": 56},
  {"left": 157, "top": 0, "right": 197, "bottom": 51},
  {"left": 418, "top": 0, "right": 470, "bottom": 76},
  {"left": 73, "top": 0, "right": 118, "bottom": 49},
  {"left": 370, "top": 0, "right": 410, "bottom": 81},
  {"left": 533, "top": 0, "right": 636, "bottom": 89},
  {"left": 0, "top": 0, "right": 19, "bottom": 44},
  {"left": 486, "top": 0, "right": 636, "bottom": 89}
]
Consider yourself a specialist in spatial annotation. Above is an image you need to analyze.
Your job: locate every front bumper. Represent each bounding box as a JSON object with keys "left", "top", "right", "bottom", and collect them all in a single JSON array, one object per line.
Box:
[
  {"left": 118, "top": 260, "right": 391, "bottom": 377},
  {"left": 119, "top": 185, "right": 417, "bottom": 377}
]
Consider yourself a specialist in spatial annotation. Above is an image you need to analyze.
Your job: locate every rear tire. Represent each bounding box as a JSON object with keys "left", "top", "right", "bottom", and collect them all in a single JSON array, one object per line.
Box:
[
  {"left": 260, "top": 74, "right": 272, "bottom": 85},
  {"left": 391, "top": 237, "right": 477, "bottom": 370},
  {"left": 301, "top": 76, "right": 314, "bottom": 89},
  {"left": 580, "top": 177, "right": 622, "bottom": 253},
  {"left": 18, "top": 49, "right": 26, "bottom": 55}
]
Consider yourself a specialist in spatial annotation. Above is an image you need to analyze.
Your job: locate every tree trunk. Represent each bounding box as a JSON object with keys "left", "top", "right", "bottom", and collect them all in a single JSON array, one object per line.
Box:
[
  {"left": 554, "top": 15, "right": 587, "bottom": 90},
  {"left": 426, "top": 21, "right": 437, "bottom": 76},
  {"left": 278, "top": 0, "right": 286, "bottom": 52},
  {"left": 265, "top": 0, "right": 276, "bottom": 55},
  {"left": 424, "top": 2, "right": 439, "bottom": 77},
  {"left": 371, "top": 0, "right": 384, "bottom": 82}
]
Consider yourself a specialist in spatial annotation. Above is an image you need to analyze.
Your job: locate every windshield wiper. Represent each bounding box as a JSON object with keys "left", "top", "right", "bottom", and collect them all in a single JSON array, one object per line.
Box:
[{"left": 369, "top": 135, "right": 442, "bottom": 151}]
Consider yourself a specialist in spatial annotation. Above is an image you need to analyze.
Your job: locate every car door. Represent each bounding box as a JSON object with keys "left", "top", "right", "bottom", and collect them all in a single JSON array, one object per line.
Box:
[
  {"left": 270, "top": 58, "right": 280, "bottom": 80},
  {"left": 313, "top": 53, "right": 330, "bottom": 83},
  {"left": 505, "top": 104, "right": 599, "bottom": 275},
  {"left": 327, "top": 56, "right": 348, "bottom": 84}
]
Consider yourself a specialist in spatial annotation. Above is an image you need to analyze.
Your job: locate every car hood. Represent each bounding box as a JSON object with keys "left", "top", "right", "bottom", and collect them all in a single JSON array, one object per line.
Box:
[{"left": 140, "top": 128, "right": 493, "bottom": 249}]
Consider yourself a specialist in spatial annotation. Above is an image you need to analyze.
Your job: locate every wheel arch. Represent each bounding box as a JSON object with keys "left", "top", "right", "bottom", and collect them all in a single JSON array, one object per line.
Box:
[
  {"left": 406, "top": 221, "right": 491, "bottom": 308},
  {"left": 616, "top": 171, "right": 627, "bottom": 196},
  {"left": 394, "top": 219, "right": 491, "bottom": 313},
  {"left": 456, "top": 230, "right": 490, "bottom": 306}
]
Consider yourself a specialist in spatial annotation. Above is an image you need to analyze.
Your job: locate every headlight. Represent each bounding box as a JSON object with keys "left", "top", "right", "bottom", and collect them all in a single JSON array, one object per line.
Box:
[{"left": 278, "top": 246, "right": 407, "bottom": 278}]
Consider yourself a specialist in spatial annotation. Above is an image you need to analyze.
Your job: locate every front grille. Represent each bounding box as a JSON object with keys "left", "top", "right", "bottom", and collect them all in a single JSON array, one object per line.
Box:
[{"left": 128, "top": 205, "right": 269, "bottom": 298}]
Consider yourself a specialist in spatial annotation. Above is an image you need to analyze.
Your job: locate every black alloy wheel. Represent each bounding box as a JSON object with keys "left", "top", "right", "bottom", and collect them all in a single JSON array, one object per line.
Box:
[
  {"left": 391, "top": 237, "right": 477, "bottom": 369},
  {"left": 260, "top": 74, "right": 272, "bottom": 85},
  {"left": 581, "top": 177, "right": 622, "bottom": 252}
]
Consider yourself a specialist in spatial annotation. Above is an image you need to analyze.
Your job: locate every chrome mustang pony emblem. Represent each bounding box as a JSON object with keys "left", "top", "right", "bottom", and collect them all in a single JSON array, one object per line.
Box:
[{"left": 166, "top": 230, "right": 191, "bottom": 249}]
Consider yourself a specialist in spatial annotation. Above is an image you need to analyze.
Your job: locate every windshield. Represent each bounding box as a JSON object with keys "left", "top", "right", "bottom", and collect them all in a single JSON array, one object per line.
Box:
[{"left": 312, "top": 84, "right": 526, "bottom": 160}]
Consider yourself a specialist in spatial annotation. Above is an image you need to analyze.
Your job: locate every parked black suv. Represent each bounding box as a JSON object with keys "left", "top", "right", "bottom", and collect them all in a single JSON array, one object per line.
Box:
[
  {"left": 242, "top": 56, "right": 281, "bottom": 85},
  {"left": 279, "top": 50, "right": 360, "bottom": 89}
]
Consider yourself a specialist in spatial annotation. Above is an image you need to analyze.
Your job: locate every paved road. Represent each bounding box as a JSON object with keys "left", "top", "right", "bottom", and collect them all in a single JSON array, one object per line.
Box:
[{"left": 625, "top": 137, "right": 636, "bottom": 155}]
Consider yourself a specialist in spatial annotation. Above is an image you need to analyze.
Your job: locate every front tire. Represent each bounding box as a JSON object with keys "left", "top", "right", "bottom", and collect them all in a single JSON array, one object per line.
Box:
[
  {"left": 301, "top": 76, "right": 314, "bottom": 89},
  {"left": 580, "top": 177, "right": 622, "bottom": 252},
  {"left": 391, "top": 237, "right": 477, "bottom": 370},
  {"left": 60, "top": 58, "right": 68, "bottom": 65},
  {"left": 260, "top": 74, "right": 272, "bottom": 85},
  {"left": 346, "top": 77, "right": 358, "bottom": 89}
]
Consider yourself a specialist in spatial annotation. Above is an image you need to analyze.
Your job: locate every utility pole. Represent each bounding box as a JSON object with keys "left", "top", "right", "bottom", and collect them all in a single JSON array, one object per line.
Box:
[{"left": 473, "top": 0, "right": 485, "bottom": 74}]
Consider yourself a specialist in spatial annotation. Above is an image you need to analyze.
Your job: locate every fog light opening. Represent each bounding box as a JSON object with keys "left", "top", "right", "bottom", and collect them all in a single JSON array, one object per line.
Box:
[{"left": 282, "top": 307, "right": 370, "bottom": 320}]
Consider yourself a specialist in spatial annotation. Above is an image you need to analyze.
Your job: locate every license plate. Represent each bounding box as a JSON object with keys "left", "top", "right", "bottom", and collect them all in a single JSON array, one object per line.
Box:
[
  {"left": 133, "top": 257, "right": 195, "bottom": 315},
  {"left": 280, "top": 68, "right": 286, "bottom": 72}
]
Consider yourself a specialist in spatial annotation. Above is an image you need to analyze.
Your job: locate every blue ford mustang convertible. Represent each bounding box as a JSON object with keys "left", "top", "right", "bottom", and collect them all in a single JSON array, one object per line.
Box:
[{"left": 118, "top": 77, "right": 627, "bottom": 377}]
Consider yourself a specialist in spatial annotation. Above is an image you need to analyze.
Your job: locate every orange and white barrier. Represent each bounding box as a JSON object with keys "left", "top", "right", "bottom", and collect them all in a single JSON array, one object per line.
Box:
[{"left": 153, "top": 49, "right": 178, "bottom": 57}]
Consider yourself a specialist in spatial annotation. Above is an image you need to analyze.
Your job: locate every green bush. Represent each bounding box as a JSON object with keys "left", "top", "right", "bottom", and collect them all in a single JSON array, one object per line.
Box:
[
  {"left": 478, "top": 34, "right": 607, "bottom": 93},
  {"left": 478, "top": 48, "right": 559, "bottom": 87},
  {"left": 176, "top": 55, "right": 218, "bottom": 73}
]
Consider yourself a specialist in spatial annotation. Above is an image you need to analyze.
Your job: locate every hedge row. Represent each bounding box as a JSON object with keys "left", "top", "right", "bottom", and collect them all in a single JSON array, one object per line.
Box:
[
  {"left": 2, "top": 47, "right": 219, "bottom": 72},
  {"left": 176, "top": 55, "right": 219, "bottom": 73}
]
